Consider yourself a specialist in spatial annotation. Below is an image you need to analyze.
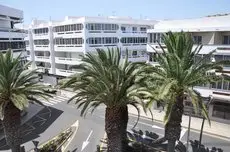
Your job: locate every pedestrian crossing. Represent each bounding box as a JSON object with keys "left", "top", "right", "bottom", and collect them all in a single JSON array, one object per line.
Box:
[{"left": 39, "top": 95, "right": 70, "bottom": 106}]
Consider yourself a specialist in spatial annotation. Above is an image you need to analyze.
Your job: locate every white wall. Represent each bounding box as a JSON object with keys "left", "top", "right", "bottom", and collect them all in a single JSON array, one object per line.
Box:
[{"left": 192, "top": 32, "right": 215, "bottom": 45}]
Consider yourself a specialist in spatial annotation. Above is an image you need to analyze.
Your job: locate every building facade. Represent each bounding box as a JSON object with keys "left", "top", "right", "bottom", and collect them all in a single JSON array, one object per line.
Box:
[
  {"left": 0, "top": 5, "right": 26, "bottom": 59},
  {"left": 25, "top": 16, "right": 156, "bottom": 82},
  {"left": 147, "top": 14, "right": 230, "bottom": 123}
]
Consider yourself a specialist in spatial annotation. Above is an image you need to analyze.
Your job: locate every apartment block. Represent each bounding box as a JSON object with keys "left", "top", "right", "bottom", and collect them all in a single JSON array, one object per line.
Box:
[
  {"left": 0, "top": 5, "right": 26, "bottom": 59},
  {"left": 25, "top": 16, "right": 156, "bottom": 83},
  {"left": 147, "top": 14, "right": 230, "bottom": 123}
]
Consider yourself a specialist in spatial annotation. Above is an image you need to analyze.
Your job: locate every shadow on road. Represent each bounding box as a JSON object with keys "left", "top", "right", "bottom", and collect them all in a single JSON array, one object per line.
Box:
[{"left": 0, "top": 106, "right": 63, "bottom": 151}]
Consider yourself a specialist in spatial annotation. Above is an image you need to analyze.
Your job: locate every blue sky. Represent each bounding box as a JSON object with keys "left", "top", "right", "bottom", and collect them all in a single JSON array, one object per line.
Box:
[{"left": 2, "top": 0, "right": 230, "bottom": 24}]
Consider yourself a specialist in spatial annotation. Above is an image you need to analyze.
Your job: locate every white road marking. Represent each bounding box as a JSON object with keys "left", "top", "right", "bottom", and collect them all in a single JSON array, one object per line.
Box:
[
  {"left": 180, "top": 128, "right": 187, "bottom": 140},
  {"left": 81, "top": 130, "right": 93, "bottom": 151}
]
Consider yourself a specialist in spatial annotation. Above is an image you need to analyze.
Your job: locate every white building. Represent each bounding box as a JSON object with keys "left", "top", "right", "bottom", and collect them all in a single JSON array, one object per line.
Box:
[
  {"left": 25, "top": 16, "right": 156, "bottom": 83},
  {"left": 147, "top": 14, "right": 230, "bottom": 123},
  {"left": 0, "top": 5, "right": 26, "bottom": 59}
]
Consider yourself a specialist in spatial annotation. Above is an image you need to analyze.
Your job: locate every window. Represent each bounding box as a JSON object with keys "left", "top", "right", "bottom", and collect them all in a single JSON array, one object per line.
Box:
[
  {"left": 55, "top": 38, "right": 83, "bottom": 45},
  {"left": 86, "top": 37, "right": 118, "bottom": 44},
  {"left": 140, "top": 27, "right": 147, "bottom": 32},
  {"left": 213, "top": 102, "right": 230, "bottom": 120},
  {"left": 193, "top": 36, "right": 202, "bottom": 44},
  {"left": 86, "top": 23, "right": 118, "bottom": 31},
  {"left": 33, "top": 28, "right": 49, "bottom": 35},
  {"left": 223, "top": 35, "right": 230, "bottom": 44},
  {"left": 214, "top": 55, "right": 223, "bottom": 62},
  {"left": 132, "top": 27, "right": 137, "bottom": 33},
  {"left": 120, "top": 37, "right": 147, "bottom": 44},
  {"left": 223, "top": 81, "right": 229, "bottom": 90},
  {"left": 132, "top": 51, "right": 137, "bottom": 56},
  {"left": 148, "top": 33, "right": 163, "bottom": 44},
  {"left": 34, "top": 39, "right": 49, "bottom": 45},
  {"left": 54, "top": 24, "right": 83, "bottom": 32},
  {"left": 0, "top": 42, "right": 25, "bottom": 50},
  {"left": 121, "top": 26, "right": 126, "bottom": 32}
]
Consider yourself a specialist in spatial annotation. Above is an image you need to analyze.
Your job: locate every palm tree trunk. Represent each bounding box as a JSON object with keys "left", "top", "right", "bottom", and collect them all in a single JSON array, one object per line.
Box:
[
  {"left": 105, "top": 106, "right": 128, "bottom": 152},
  {"left": 2, "top": 102, "right": 21, "bottom": 152},
  {"left": 167, "top": 139, "right": 176, "bottom": 152},
  {"left": 165, "top": 93, "right": 184, "bottom": 152}
]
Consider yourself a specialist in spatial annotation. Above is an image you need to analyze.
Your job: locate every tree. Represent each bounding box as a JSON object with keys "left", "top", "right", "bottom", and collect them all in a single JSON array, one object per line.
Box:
[
  {"left": 60, "top": 48, "right": 149, "bottom": 152},
  {"left": 145, "top": 32, "right": 228, "bottom": 152},
  {"left": 0, "top": 50, "right": 52, "bottom": 152}
]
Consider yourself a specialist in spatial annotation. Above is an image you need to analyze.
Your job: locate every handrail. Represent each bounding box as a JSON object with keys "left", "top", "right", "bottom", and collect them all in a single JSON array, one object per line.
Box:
[{"left": 57, "top": 57, "right": 81, "bottom": 61}]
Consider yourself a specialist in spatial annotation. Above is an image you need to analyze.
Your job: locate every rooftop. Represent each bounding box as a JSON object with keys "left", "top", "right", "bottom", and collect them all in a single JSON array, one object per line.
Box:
[
  {"left": 26, "top": 16, "right": 157, "bottom": 28},
  {"left": 0, "top": 4, "right": 23, "bottom": 19},
  {"left": 148, "top": 13, "right": 230, "bottom": 33}
]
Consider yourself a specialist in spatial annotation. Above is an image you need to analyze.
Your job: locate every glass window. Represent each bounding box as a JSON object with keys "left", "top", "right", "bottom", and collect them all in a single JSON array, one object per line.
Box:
[
  {"left": 140, "top": 27, "right": 147, "bottom": 32},
  {"left": 132, "top": 51, "right": 137, "bottom": 56},
  {"left": 121, "top": 26, "right": 126, "bottom": 32},
  {"left": 217, "top": 81, "right": 222, "bottom": 89},
  {"left": 223, "top": 36, "right": 230, "bottom": 44},
  {"left": 60, "top": 26, "right": 64, "bottom": 32},
  {"left": 211, "top": 82, "right": 217, "bottom": 89},
  {"left": 193, "top": 36, "right": 202, "bottom": 44},
  {"left": 214, "top": 55, "right": 223, "bottom": 62},
  {"left": 223, "top": 81, "right": 229, "bottom": 90},
  {"left": 132, "top": 27, "right": 137, "bottom": 32}
]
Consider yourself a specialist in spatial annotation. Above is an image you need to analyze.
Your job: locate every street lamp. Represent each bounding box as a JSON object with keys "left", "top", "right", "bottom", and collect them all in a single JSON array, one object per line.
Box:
[
  {"left": 186, "top": 95, "right": 213, "bottom": 151},
  {"left": 198, "top": 95, "right": 213, "bottom": 148}
]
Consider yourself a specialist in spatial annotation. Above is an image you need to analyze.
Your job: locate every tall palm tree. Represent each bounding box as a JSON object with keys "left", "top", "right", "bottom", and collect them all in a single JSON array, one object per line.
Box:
[
  {"left": 0, "top": 50, "right": 52, "bottom": 152},
  {"left": 145, "top": 32, "right": 228, "bottom": 152},
  {"left": 60, "top": 48, "right": 148, "bottom": 152}
]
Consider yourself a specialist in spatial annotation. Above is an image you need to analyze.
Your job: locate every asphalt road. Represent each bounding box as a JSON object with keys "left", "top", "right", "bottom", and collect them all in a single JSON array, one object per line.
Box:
[{"left": 2, "top": 93, "right": 229, "bottom": 152}]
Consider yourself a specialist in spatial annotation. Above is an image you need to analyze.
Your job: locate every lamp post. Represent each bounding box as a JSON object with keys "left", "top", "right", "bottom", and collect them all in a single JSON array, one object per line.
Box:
[
  {"left": 198, "top": 95, "right": 212, "bottom": 148},
  {"left": 186, "top": 95, "right": 213, "bottom": 151},
  {"left": 186, "top": 109, "right": 192, "bottom": 152}
]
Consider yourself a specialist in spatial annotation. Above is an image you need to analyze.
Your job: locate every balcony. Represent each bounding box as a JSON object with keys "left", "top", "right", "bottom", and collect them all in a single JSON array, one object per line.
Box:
[
  {"left": 54, "top": 45, "right": 83, "bottom": 52},
  {"left": 53, "top": 32, "right": 84, "bottom": 38},
  {"left": 35, "top": 56, "right": 51, "bottom": 62},
  {"left": 33, "top": 33, "right": 49, "bottom": 40},
  {"left": 34, "top": 45, "right": 50, "bottom": 51},
  {"left": 0, "top": 30, "right": 26, "bottom": 39},
  {"left": 55, "top": 57, "right": 82, "bottom": 65},
  {"left": 56, "top": 68, "right": 80, "bottom": 77}
]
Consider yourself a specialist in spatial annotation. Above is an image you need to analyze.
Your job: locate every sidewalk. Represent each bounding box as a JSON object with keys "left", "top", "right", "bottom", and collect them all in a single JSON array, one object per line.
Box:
[{"left": 128, "top": 105, "right": 230, "bottom": 140}]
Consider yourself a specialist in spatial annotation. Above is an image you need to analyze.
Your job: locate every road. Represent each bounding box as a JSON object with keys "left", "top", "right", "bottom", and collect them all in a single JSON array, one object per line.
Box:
[{"left": 1, "top": 92, "right": 229, "bottom": 151}]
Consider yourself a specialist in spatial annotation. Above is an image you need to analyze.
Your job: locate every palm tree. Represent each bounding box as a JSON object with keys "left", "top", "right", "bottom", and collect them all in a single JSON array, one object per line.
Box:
[
  {"left": 0, "top": 50, "right": 52, "bottom": 152},
  {"left": 60, "top": 48, "right": 148, "bottom": 152},
  {"left": 145, "top": 32, "right": 228, "bottom": 152}
]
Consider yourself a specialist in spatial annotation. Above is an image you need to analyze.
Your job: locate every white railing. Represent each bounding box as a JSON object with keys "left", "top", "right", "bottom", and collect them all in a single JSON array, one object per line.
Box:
[
  {"left": 57, "top": 57, "right": 81, "bottom": 61},
  {"left": 36, "top": 56, "right": 50, "bottom": 59}
]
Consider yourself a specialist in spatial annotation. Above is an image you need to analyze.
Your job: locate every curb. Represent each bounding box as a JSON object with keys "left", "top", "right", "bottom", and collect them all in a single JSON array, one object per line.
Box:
[{"left": 129, "top": 113, "right": 230, "bottom": 141}]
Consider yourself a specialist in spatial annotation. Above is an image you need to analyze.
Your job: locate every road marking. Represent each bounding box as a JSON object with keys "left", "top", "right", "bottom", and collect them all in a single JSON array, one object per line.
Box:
[
  {"left": 81, "top": 130, "right": 93, "bottom": 151},
  {"left": 180, "top": 128, "right": 187, "bottom": 140},
  {"left": 152, "top": 125, "right": 164, "bottom": 130},
  {"left": 63, "top": 120, "right": 79, "bottom": 152}
]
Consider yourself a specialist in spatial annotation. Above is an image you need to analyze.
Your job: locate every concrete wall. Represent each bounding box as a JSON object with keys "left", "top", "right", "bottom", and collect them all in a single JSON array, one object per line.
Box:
[
  {"left": 192, "top": 32, "right": 215, "bottom": 45},
  {"left": 214, "top": 32, "right": 222, "bottom": 44}
]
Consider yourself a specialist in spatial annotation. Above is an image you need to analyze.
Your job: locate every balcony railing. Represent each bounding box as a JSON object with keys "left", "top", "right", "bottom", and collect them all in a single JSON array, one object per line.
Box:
[
  {"left": 57, "top": 57, "right": 81, "bottom": 61},
  {"left": 35, "top": 56, "right": 50, "bottom": 59}
]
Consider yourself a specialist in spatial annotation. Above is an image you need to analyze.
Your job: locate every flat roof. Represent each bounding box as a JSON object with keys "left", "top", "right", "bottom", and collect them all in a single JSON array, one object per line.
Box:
[
  {"left": 0, "top": 5, "right": 23, "bottom": 19},
  {"left": 28, "top": 16, "right": 157, "bottom": 28},
  {"left": 148, "top": 14, "right": 230, "bottom": 33}
]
